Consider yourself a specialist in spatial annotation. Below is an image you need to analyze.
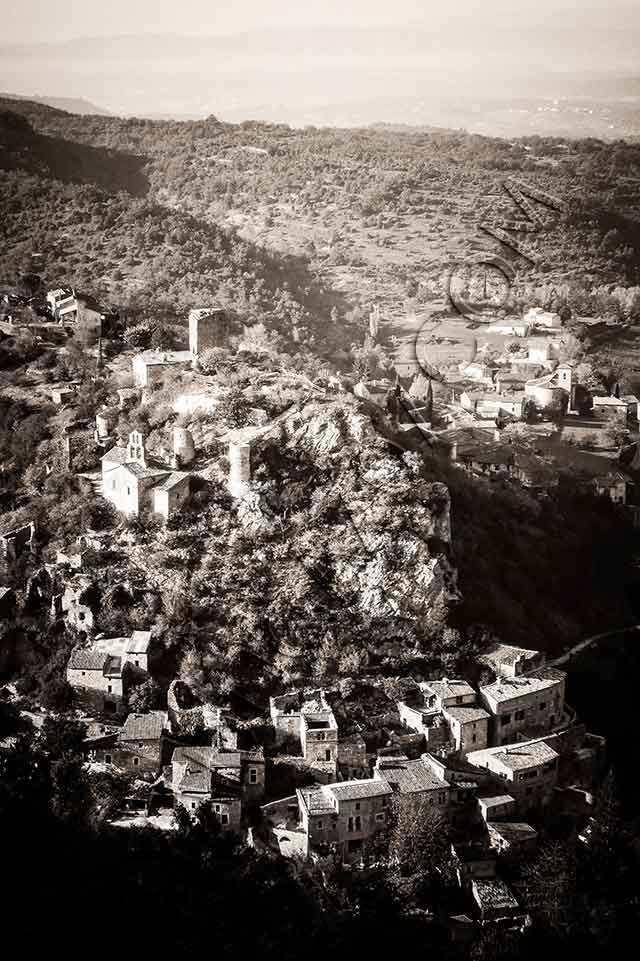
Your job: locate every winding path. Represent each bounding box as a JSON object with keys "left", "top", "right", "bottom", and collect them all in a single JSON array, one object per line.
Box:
[{"left": 548, "top": 624, "right": 640, "bottom": 667}]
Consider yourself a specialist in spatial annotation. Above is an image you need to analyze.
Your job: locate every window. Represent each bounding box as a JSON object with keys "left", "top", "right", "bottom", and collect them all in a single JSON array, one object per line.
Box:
[
  {"left": 133, "top": 757, "right": 139, "bottom": 767},
  {"left": 249, "top": 768, "right": 258, "bottom": 784},
  {"left": 127, "top": 487, "right": 131, "bottom": 496},
  {"left": 215, "top": 805, "right": 221, "bottom": 812},
  {"left": 221, "top": 814, "right": 229, "bottom": 826},
  {"left": 107, "top": 685, "right": 112, "bottom": 694},
  {"left": 472, "top": 734, "right": 477, "bottom": 743},
  {"left": 316, "top": 820, "right": 323, "bottom": 830},
  {"left": 105, "top": 754, "right": 112, "bottom": 764},
  {"left": 456, "top": 696, "right": 463, "bottom": 704},
  {"left": 348, "top": 816, "right": 354, "bottom": 832},
  {"left": 191, "top": 802, "right": 196, "bottom": 810},
  {"left": 539, "top": 701, "right": 547, "bottom": 711},
  {"left": 134, "top": 659, "right": 139, "bottom": 667},
  {"left": 381, "top": 796, "right": 388, "bottom": 808},
  {"left": 515, "top": 710, "right": 525, "bottom": 721},
  {"left": 501, "top": 714, "right": 512, "bottom": 726},
  {"left": 112, "top": 479, "right": 116, "bottom": 489},
  {"left": 78, "top": 612, "right": 85, "bottom": 622},
  {"left": 354, "top": 816, "right": 361, "bottom": 831},
  {"left": 81, "top": 671, "right": 86, "bottom": 676},
  {"left": 138, "top": 742, "right": 143, "bottom": 749},
  {"left": 325, "top": 749, "right": 331, "bottom": 761},
  {"left": 355, "top": 802, "right": 361, "bottom": 811},
  {"left": 439, "top": 792, "right": 447, "bottom": 805},
  {"left": 376, "top": 813, "right": 385, "bottom": 822}
]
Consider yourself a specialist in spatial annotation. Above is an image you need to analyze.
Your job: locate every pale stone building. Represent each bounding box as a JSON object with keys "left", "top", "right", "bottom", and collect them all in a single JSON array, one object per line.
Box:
[
  {"left": 132, "top": 349, "right": 192, "bottom": 388},
  {"left": 188, "top": 307, "right": 229, "bottom": 355},
  {"left": 171, "top": 744, "right": 265, "bottom": 828},
  {"left": 466, "top": 739, "right": 559, "bottom": 810},
  {"left": 479, "top": 666, "right": 566, "bottom": 746},
  {"left": 101, "top": 431, "right": 191, "bottom": 519},
  {"left": 66, "top": 631, "right": 153, "bottom": 715}
]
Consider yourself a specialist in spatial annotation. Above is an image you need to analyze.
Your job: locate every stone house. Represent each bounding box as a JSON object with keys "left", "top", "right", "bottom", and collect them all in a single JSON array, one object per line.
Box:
[
  {"left": 86, "top": 711, "right": 169, "bottom": 779},
  {"left": 132, "top": 349, "right": 193, "bottom": 388},
  {"left": 171, "top": 745, "right": 265, "bottom": 828},
  {"left": 593, "top": 472, "right": 627, "bottom": 505},
  {"left": 487, "top": 821, "right": 538, "bottom": 854},
  {"left": 67, "top": 648, "right": 126, "bottom": 715},
  {"left": 479, "top": 667, "right": 567, "bottom": 746},
  {"left": 101, "top": 431, "right": 191, "bottom": 519},
  {"left": 591, "top": 395, "right": 628, "bottom": 425},
  {"left": 477, "top": 795, "right": 516, "bottom": 823},
  {"left": 66, "top": 631, "right": 153, "bottom": 715},
  {"left": 479, "top": 643, "right": 546, "bottom": 679},
  {"left": 297, "top": 778, "right": 393, "bottom": 861},
  {"left": 373, "top": 754, "right": 451, "bottom": 813},
  {"left": 270, "top": 689, "right": 338, "bottom": 776},
  {"left": 466, "top": 739, "right": 559, "bottom": 810},
  {"left": 524, "top": 307, "right": 561, "bottom": 329},
  {"left": 443, "top": 705, "right": 491, "bottom": 756}
]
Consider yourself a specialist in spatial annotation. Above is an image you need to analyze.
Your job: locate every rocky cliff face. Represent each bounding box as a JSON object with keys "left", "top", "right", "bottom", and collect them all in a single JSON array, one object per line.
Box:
[{"left": 241, "top": 399, "right": 458, "bottom": 622}]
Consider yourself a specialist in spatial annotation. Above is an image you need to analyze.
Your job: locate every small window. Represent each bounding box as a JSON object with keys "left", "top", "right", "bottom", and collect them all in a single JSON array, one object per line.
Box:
[
  {"left": 112, "top": 479, "right": 116, "bottom": 489},
  {"left": 501, "top": 714, "right": 512, "bottom": 726},
  {"left": 215, "top": 805, "right": 221, "bottom": 812},
  {"left": 78, "top": 612, "right": 85, "bottom": 622},
  {"left": 539, "top": 702, "right": 547, "bottom": 711},
  {"left": 191, "top": 802, "right": 196, "bottom": 810},
  {"left": 221, "top": 813, "right": 229, "bottom": 826},
  {"left": 456, "top": 696, "right": 463, "bottom": 704},
  {"left": 376, "top": 813, "right": 385, "bottom": 822},
  {"left": 381, "top": 797, "right": 388, "bottom": 808},
  {"left": 355, "top": 802, "right": 361, "bottom": 811},
  {"left": 138, "top": 742, "right": 143, "bottom": 749},
  {"left": 515, "top": 710, "right": 525, "bottom": 721},
  {"left": 81, "top": 671, "right": 86, "bottom": 676},
  {"left": 134, "top": 659, "right": 139, "bottom": 667},
  {"left": 348, "top": 816, "right": 354, "bottom": 832},
  {"left": 107, "top": 685, "right": 112, "bottom": 694},
  {"left": 472, "top": 734, "right": 477, "bottom": 743},
  {"left": 105, "top": 754, "right": 112, "bottom": 764},
  {"left": 249, "top": 768, "right": 258, "bottom": 784},
  {"left": 316, "top": 820, "right": 323, "bottom": 830},
  {"left": 133, "top": 757, "right": 139, "bottom": 767},
  {"left": 127, "top": 487, "right": 131, "bottom": 496}
]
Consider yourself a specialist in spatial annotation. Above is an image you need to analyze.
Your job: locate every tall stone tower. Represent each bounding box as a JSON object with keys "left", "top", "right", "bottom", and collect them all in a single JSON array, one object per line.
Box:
[{"left": 189, "top": 307, "right": 229, "bottom": 357}]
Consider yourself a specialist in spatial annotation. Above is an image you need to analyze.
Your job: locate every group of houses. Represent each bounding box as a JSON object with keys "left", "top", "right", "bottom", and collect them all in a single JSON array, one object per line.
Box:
[{"left": 261, "top": 642, "right": 602, "bottom": 864}]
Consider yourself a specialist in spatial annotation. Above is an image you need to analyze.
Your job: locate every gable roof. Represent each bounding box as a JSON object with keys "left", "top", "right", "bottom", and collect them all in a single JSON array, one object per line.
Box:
[
  {"left": 68, "top": 647, "right": 108, "bottom": 671},
  {"left": 376, "top": 757, "right": 446, "bottom": 795},
  {"left": 153, "top": 471, "right": 190, "bottom": 492},
  {"left": 327, "top": 778, "right": 393, "bottom": 802},
  {"left": 119, "top": 711, "right": 168, "bottom": 742},
  {"left": 101, "top": 446, "right": 128, "bottom": 464}
]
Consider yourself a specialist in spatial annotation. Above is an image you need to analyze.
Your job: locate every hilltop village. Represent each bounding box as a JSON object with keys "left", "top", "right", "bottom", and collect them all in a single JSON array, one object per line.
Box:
[{"left": 0, "top": 276, "right": 635, "bottom": 946}]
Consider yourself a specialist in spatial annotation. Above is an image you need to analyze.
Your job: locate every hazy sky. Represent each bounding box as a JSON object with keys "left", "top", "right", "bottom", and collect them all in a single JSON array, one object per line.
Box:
[{"left": 3, "top": 0, "right": 639, "bottom": 43}]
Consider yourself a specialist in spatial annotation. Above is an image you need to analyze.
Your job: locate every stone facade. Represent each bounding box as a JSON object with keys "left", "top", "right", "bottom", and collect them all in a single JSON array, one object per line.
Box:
[
  {"left": 188, "top": 307, "right": 229, "bottom": 355},
  {"left": 466, "top": 738, "right": 559, "bottom": 810},
  {"left": 479, "top": 667, "right": 566, "bottom": 746}
]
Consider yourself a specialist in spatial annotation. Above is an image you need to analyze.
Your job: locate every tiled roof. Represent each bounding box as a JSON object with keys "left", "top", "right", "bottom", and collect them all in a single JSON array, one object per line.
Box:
[
  {"left": 172, "top": 745, "right": 242, "bottom": 770},
  {"left": 473, "top": 879, "right": 520, "bottom": 911},
  {"left": 121, "top": 462, "right": 168, "bottom": 481},
  {"left": 492, "top": 741, "right": 559, "bottom": 771},
  {"left": 328, "top": 778, "right": 393, "bottom": 801},
  {"left": 101, "top": 446, "right": 128, "bottom": 464},
  {"left": 152, "top": 471, "right": 190, "bottom": 492},
  {"left": 375, "top": 759, "right": 446, "bottom": 795},
  {"left": 298, "top": 786, "right": 336, "bottom": 816},
  {"left": 480, "top": 643, "right": 542, "bottom": 668},
  {"left": 444, "top": 705, "right": 491, "bottom": 723},
  {"left": 424, "top": 679, "right": 475, "bottom": 701},
  {"left": 489, "top": 822, "right": 537, "bottom": 842},
  {"left": 592, "top": 395, "right": 626, "bottom": 406},
  {"left": 119, "top": 711, "right": 167, "bottom": 742},
  {"left": 481, "top": 667, "right": 565, "bottom": 703},
  {"left": 179, "top": 768, "right": 211, "bottom": 794},
  {"left": 68, "top": 647, "right": 108, "bottom": 671}
]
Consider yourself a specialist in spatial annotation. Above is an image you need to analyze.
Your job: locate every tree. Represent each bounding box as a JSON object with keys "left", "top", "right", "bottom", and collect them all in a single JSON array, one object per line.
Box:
[{"left": 385, "top": 796, "right": 455, "bottom": 910}]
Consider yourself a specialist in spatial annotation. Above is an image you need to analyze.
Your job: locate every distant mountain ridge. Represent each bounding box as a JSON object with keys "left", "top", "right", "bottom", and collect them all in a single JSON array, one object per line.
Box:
[{"left": 0, "top": 91, "right": 111, "bottom": 117}]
